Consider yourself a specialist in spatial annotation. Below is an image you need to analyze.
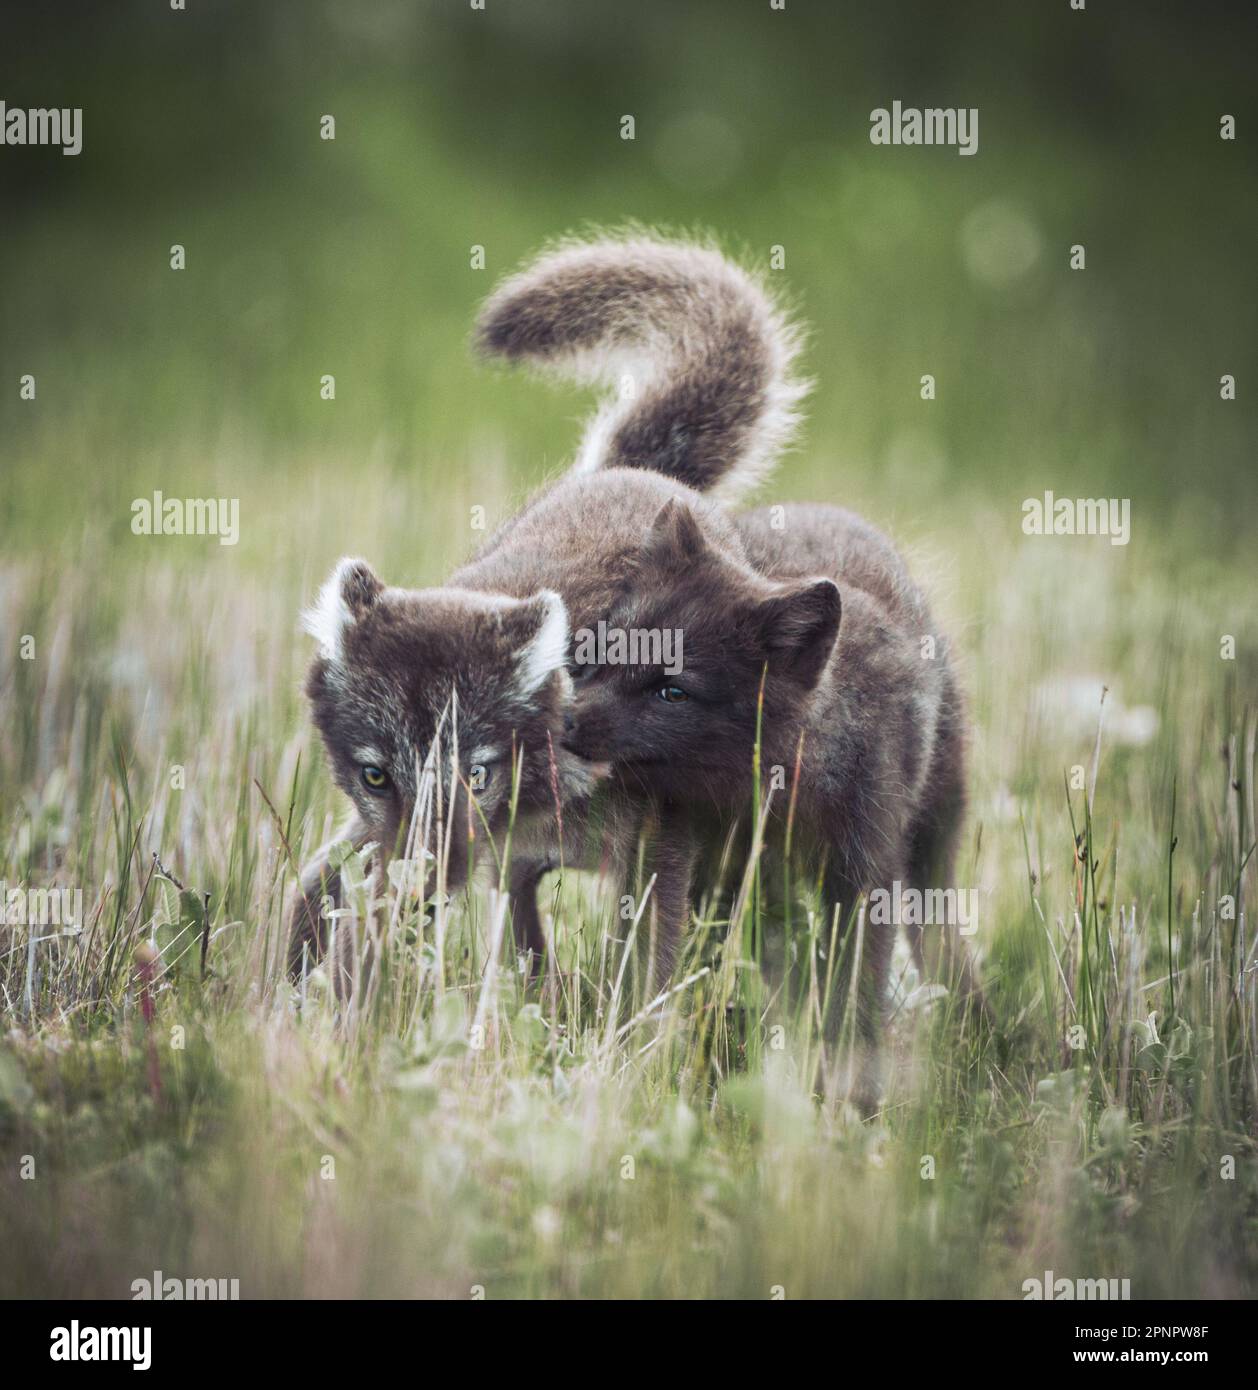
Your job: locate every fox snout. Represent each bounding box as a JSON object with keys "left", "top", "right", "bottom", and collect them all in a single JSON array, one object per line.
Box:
[
  {"left": 379, "top": 777, "right": 485, "bottom": 903},
  {"left": 560, "top": 692, "right": 620, "bottom": 762},
  {"left": 425, "top": 775, "right": 487, "bottom": 894}
]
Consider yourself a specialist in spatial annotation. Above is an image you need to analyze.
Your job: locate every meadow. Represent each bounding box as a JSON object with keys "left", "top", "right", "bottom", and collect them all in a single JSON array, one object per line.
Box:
[{"left": 1, "top": 0, "right": 1255, "bottom": 1300}]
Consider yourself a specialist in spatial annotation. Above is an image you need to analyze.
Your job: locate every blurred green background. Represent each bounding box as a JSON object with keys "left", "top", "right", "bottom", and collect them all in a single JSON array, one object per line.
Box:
[{"left": 2, "top": 0, "right": 1254, "bottom": 588}]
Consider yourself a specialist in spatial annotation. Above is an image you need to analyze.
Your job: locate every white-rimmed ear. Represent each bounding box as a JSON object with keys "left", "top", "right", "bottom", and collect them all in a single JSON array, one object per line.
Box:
[
  {"left": 511, "top": 589, "right": 569, "bottom": 695},
  {"left": 302, "top": 557, "right": 383, "bottom": 661}
]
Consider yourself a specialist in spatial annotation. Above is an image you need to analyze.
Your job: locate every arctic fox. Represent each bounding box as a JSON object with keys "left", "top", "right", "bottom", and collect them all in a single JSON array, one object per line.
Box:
[
  {"left": 563, "top": 497, "right": 980, "bottom": 1076},
  {"left": 290, "top": 233, "right": 805, "bottom": 979}
]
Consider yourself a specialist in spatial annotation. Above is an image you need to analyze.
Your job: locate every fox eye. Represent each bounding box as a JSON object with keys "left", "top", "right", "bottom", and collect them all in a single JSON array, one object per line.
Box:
[
  {"left": 361, "top": 765, "right": 391, "bottom": 793},
  {"left": 656, "top": 685, "right": 689, "bottom": 704}
]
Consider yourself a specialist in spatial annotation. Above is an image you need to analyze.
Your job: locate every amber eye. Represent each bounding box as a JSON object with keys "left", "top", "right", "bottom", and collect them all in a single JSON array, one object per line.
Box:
[
  {"left": 656, "top": 685, "right": 688, "bottom": 703},
  {"left": 361, "top": 765, "right": 390, "bottom": 793}
]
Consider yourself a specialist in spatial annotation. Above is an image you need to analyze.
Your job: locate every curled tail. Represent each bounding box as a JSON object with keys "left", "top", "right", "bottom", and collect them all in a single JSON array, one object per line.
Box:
[{"left": 475, "top": 232, "right": 808, "bottom": 500}]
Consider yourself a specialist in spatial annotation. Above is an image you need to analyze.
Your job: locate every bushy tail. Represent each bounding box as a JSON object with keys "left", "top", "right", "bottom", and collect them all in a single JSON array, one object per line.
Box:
[{"left": 475, "top": 232, "right": 808, "bottom": 500}]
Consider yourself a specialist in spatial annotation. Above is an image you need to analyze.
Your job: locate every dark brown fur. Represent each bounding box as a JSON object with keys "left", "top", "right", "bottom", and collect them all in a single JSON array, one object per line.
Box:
[{"left": 563, "top": 501, "right": 979, "bottom": 1090}]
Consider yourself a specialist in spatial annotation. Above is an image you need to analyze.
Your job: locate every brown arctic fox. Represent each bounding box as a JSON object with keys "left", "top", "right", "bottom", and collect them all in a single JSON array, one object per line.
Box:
[
  {"left": 289, "top": 233, "right": 807, "bottom": 978},
  {"left": 561, "top": 495, "right": 978, "bottom": 1076}
]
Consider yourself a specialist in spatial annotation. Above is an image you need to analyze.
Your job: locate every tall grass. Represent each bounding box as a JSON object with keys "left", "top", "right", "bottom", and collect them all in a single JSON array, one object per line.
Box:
[{"left": 1, "top": 483, "right": 1254, "bottom": 1298}]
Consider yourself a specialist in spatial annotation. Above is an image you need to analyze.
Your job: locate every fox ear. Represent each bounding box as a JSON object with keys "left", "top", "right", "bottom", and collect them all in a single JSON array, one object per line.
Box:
[
  {"left": 504, "top": 590, "right": 570, "bottom": 695},
  {"left": 756, "top": 578, "right": 841, "bottom": 686},
  {"left": 302, "top": 557, "right": 384, "bottom": 661},
  {"left": 647, "top": 498, "right": 708, "bottom": 568}
]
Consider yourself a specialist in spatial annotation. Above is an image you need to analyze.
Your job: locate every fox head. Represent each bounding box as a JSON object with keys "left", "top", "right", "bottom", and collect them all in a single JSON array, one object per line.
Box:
[
  {"left": 563, "top": 501, "right": 841, "bottom": 801},
  {"left": 302, "top": 557, "right": 599, "bottom": 889}
]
